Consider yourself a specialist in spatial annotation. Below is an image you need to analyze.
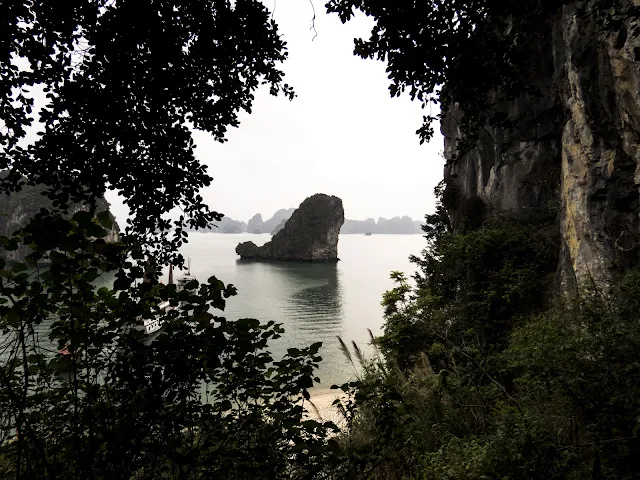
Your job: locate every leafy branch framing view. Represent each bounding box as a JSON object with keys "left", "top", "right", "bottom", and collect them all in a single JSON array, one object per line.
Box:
[{"left": 2, "top": 0, "right": 640, "bottom": 479}]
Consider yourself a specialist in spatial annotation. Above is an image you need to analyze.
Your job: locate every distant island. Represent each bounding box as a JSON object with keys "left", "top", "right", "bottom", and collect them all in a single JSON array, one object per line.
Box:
[
  {"left": 194, "top": 208, "right": 424, "bottom": 234},
  {"left": 236, "top": 194, "right": 344, "bottom": 262},
  {"left": 341, "top": 216, "right": 423, "bottom": 234}
]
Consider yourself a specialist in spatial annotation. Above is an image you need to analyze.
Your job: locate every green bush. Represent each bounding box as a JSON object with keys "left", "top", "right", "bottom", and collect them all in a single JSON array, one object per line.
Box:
[
  {"left": 0, "top": 213, "right": 339, "bottom": 479},
  {"left": 336, "top": 194, "right": 640, "bottom": 479}
]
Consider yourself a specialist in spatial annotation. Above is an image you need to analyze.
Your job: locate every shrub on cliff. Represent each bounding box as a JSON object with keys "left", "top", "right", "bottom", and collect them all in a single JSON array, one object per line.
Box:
[{"left": 335, "top": 190, "right": 640, "bottom": 479}]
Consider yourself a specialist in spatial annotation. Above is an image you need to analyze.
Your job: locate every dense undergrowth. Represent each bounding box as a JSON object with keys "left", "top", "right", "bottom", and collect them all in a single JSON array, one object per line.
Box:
[
  {"left": 333, "top": 191, "right": 640, "bottom": 479},
  {"left": 3, "top": 195, "right": 639, "bottom": 480},
  {"left": 4, "top": 0, "right": 639, "bottom": 478}
]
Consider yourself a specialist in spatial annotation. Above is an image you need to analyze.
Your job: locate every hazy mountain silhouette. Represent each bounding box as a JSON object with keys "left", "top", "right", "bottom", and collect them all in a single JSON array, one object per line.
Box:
[{"left": 190, "top": 207, "right": 424, "bottom": 234}]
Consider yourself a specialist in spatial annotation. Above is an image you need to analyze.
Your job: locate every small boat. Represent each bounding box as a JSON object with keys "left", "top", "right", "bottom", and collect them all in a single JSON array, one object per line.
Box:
[
  {"left": 176, "top": 257, "right": 194, "bottom": 292},
  {"left": 365, "top": 232, "right": 372, "bottom": 236},
  {"left": 142, "top": 299, "right": 174, "bottom": 335},
  {"left": 142, "top": 260, "right": 194, "bottom": 335}
]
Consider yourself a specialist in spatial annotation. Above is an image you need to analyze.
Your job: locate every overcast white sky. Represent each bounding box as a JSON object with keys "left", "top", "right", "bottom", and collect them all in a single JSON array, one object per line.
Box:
[{"left": 105, "top": 0, "right": 445, "bottom": 224}]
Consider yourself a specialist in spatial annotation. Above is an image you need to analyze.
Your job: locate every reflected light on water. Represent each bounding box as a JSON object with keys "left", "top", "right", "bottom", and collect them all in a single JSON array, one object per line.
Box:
[{"left": 180, "top": 233, "right": 424, "bottom": 388}]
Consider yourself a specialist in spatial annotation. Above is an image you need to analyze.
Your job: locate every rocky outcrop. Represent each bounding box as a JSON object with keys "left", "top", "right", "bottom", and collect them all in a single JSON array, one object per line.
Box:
[
  {"left": 442, "top": 0, "right": 640, "bottom": 289},
  {"left": 0, "top": 182, "right": 120, "bottom": 263},
  {"left": 377, "top": 216, "right": 416, "bottom": 234},
  {"left": 442, "top": 55, "right": 563, "bottom": 232},
  {"left": 263, "top": 208, "right": 295, "bottom": 233},
  {"left": 236, "top": 194, "right": 344, "bottom": 262},
  {"left": 246, "top": 209, "right": 422, "bottom": 235},
  {"left": 271, "top": 218, "right": 287, "bottom": 235},
  {"left": 246, "top": 209, "right": 296, "bottom": 234},
  {"left": 213, "top": 217, "right": 247, "bottom": 233},
  {"left": 556, "top": 1, "right": 640, "bottom": 287},
  {"left": 247, "top": 213, "right": 264, "bottom": 234}
]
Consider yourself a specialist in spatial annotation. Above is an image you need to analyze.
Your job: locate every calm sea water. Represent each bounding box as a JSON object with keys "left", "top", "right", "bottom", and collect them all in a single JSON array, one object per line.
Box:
[{"left": 173, "top": 233, "right": 425, "bottom": 389}]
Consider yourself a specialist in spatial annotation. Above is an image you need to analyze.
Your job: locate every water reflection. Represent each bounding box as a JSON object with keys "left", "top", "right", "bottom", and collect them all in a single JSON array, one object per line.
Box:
[{"left": 232, "top": 260, "right": 347, "bottom": 387}]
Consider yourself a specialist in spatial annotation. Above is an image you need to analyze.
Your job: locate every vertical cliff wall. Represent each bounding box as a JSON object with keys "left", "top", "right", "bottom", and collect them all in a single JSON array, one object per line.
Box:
[
  {"left": 557, "top": 1, "right": 640, "bottom": 287},
  {"left": 442, "top": 0, "right": 640, "bottom": 289}
]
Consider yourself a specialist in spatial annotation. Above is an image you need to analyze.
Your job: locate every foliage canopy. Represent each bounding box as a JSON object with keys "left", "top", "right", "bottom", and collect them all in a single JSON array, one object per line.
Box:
[
  {"left": 2, "top": 0, "right": 294, "bottom": 263},
  {"left": 325, "top": 0, "right": 572, "bottom": 143},
  {"left": 0, "top": 2, "right": 342, "bottom": 479},
  {"left": 334, "top": 186, "right": 640, "bottom": 479}
]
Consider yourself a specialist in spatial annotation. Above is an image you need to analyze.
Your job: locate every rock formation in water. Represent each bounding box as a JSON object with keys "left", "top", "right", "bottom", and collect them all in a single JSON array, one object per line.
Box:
[
  {"left": 377, "top": 216, "right": 416, "bottom": 234},
  {"left": 271, "top": 218, "right": 287, "bottom": 235},
  {"left": 213, "top": 217, "right": 247, "bottom": 233},
  {"left": 246, "top": 206, "right": 422, "bottom": 235},
  {"left": 246, "top": 209, "right": 296, "bottom": 234},
  {"left": 0, "top": 180, "right": 120, "bottom": 263},
  {"left": 341, "top": 218, "right": 377, "bottom": 234},
  {"left": 236, "top": 194, "right": 344, "bottom": 261},
  {"left": 247, "top": 213, "right": 264, "bottom": 234},
  {"left": 262, "top": 208, "right": 296, "bottom": 233},
  {"left": 340, "top": 216, "right": 424, "bottom": 234},
  {"left": 442, "top": 0, "right": 640, "bottom": 290},
  {"left": 187, "top": 215, "right": 248, "bottom": 233}
]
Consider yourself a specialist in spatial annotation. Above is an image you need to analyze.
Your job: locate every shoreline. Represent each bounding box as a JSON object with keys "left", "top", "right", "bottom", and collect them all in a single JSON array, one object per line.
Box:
[{"left": 305, "top": 387, "right": 348, "bottom": 427}]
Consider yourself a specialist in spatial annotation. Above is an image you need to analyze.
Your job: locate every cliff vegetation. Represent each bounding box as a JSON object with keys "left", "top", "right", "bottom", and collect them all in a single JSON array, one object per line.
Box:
[
  {"left": 324, "top": 0, "right": 640, "bottom": 478},
  {"left": 1, "top": 0, "right": 640, "bottom": 479},
  {"left": 0, "top": 175, "right": 119, "bottom": 262}
]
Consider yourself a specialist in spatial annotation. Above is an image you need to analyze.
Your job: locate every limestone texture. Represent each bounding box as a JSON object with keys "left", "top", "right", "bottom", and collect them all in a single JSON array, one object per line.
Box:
[
  {"left": 442, "top": 0, "right": 640, "bottom": 289},
  {"left": 236, "top": 194, "right": 344, "bottom": 262},
  {"left": 0, "top": 182, "right": 119, "bottom": 263}
]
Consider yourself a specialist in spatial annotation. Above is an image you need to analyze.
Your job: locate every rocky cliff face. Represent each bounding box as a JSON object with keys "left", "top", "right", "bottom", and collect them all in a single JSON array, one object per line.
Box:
[
  {"left": 556, "top": 1, "right": 640, "bottom": 287},
  {"left": 236, "top": 194, "right": 344, "bottom": 262},
  {"left": 443, "top": 0, "right": 640, "bottom": 289},
  {"left": 0, "top": 184, "right": 120, "bottom": 262}
]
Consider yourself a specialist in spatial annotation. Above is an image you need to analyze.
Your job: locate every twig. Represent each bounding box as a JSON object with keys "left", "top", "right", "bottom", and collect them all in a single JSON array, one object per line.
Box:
[{"left": 309, "top": 0, "right": 318, "bottom": 41}]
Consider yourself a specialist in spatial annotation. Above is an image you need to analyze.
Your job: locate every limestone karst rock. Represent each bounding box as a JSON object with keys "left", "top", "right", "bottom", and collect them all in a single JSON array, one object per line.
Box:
[
  {"left": 441, "top": 0, "right": 640, "bottom": 289},
  {"left": 340, "top": 218, "right": 377, "bottom": 234},
  {"left": 0, "top": 179, "right": 119, "bottom": 263},
  {"left": 213, "top": 217, "right": 247, "bottom": 233},
  {"left": 340, "top": 217, "right": 422, "bottom": 234},
  {"left": 236, "top": 194, "right": 344, "bottom": 261},
  {"left": 262, "top": 208, "right": 295, "bottom": 233},
  {"left": 271, "top": 218, "right": 287, "bottom": 235},
  {"left": 246, "top": 209, "right": 296, "bottom": 234},
  {"left": 247, "top": 213, "right": 264, "bottom": 234}
]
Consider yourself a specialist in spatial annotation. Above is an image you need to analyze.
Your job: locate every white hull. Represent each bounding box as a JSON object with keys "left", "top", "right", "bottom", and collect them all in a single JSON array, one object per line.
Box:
[
  {"left": 143, "top": 300, "right": 173, "bottom": 335},
  {"left": 142, "top": 261, "right": 193, "bottom": 335}
]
